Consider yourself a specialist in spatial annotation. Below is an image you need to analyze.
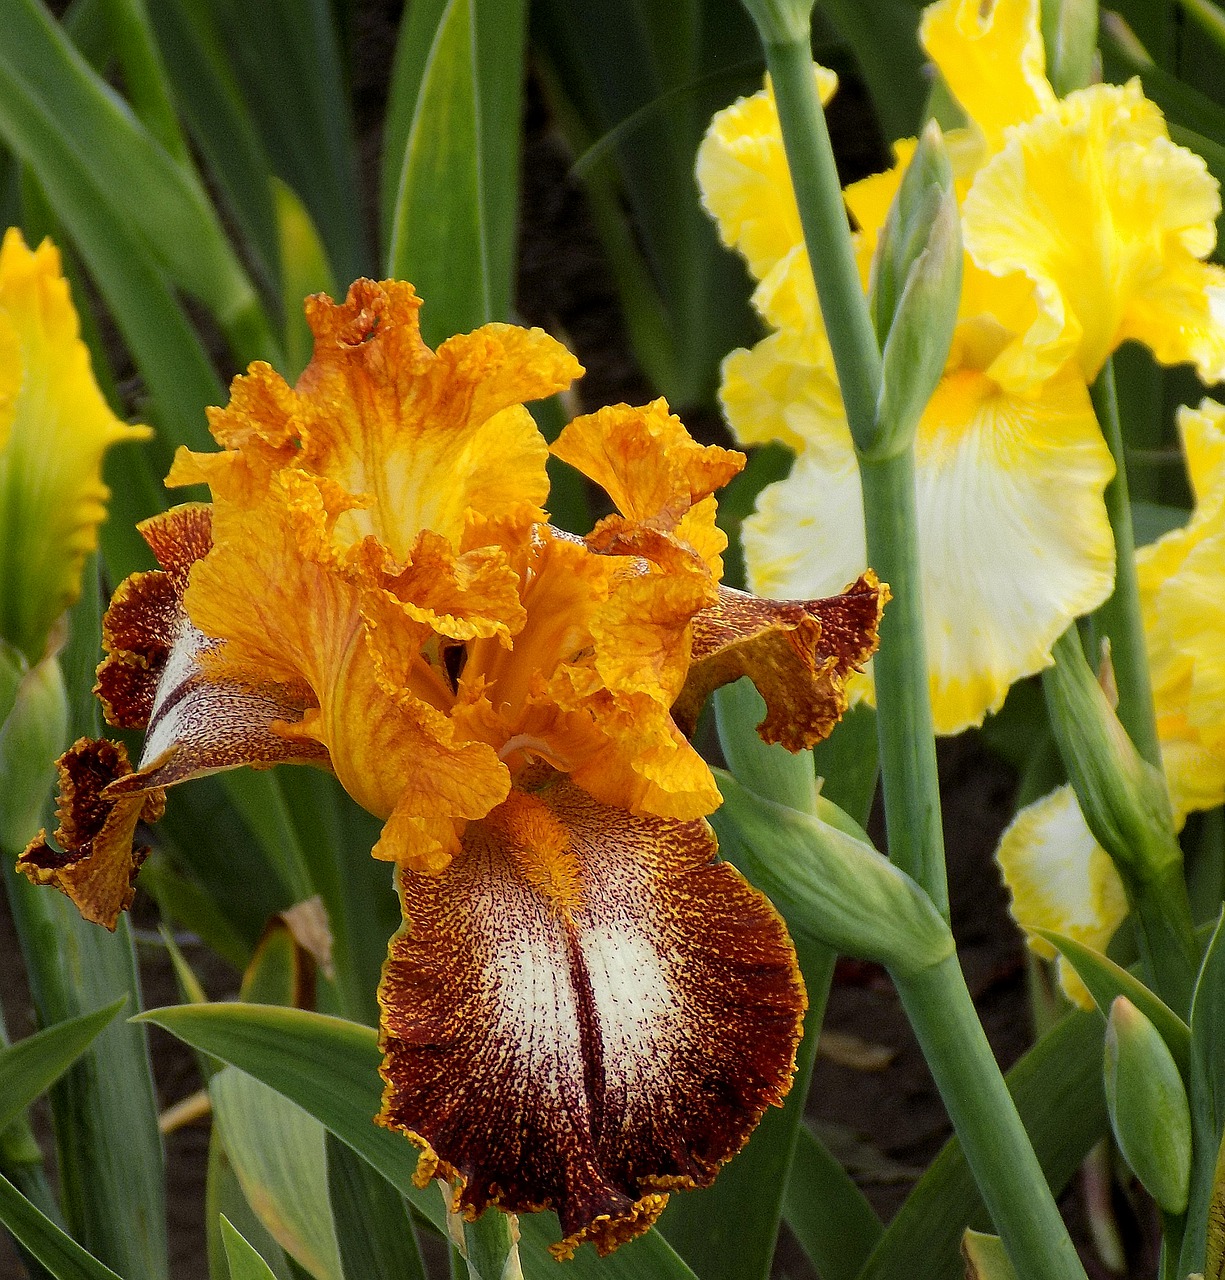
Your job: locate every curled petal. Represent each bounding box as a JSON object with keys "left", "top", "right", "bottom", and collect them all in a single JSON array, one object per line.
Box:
[
  {"left": 996, "top": 785, "right": 1128, "bottom": 1008},
  {"left": 696, "top": 67, "right": 838, "bottom": 286},
  {"left": 964, "top": 81, "right": 1225, "bottom": 385},
  {"left": 18, "top": 739, "right": 164, "bottom": 930},
  {"left": 377, "top": 781, "right": 805, "bottom": 1258},
  {"left": 674, "top": 575, "right": 886, "bottom": 750},
  {"left": 919, "top": 0, "right": 1055, "bottom": 152},
  {"left": 0, "top": 229, "right": 151, "bottom": 662}
]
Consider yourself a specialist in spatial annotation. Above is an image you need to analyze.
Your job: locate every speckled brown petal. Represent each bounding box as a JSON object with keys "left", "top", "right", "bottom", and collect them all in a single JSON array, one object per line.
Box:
[
  {"left": 377, "top": 779, "right": 805, "bottom": 1259},
  {"left": 672, "top": 571, "right": 888, "bottom": 750},
  {"left": 18, "top": 738, "right": 164, "bottom": 930},
  {"left": 96, "top": 503, "right": 212, "bottom": 729}
]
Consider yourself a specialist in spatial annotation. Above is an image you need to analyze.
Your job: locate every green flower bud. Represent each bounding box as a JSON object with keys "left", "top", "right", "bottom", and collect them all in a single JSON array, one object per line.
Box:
[
  {"left": 1104, "top": 996, "right": 1192, "bottom": 1215},
  {"left": 1043, "top": 629, "right": 1182, "bottom": 886},
  {"left": 1040, "top": 0, "right": 1098, "bottom": 97},
  {"left": 713, "top": 769, "right": 955, "bottom": 978},
  {"left": 867, "top": 122, "right": 963, "bottom": 460}
]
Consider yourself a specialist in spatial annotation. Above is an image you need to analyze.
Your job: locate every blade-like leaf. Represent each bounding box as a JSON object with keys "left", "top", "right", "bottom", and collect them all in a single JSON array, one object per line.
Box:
[
  {"left": 0, "top": 1000, "right": 124, "bottom": 1134},
  {"left": 220, "top": 1216, "right": 281, "bottom": 1280},
  {"left": 784, "top": 1122, "right": 883, "bottom": 1280},
  {"left": 207, "top": 1130, "right": 291, "bottom": 1280},
  {"left": 387, "top": 0, "right": 491, "bottom": 344},
  {"left": 1034, "top": 928, "right": 1190, "bottom": 1077},
  {"left": 139, "top": 1003, "right": 701, "bottom": 1279},
  {"left": 382, "top": 0, "right": 525, "bottom": 316},
  {"left": 856, "top": 1010, "right": 1107, "bottom": 1280},
  {"left": 274, "top": 178, "right": 336, "bottom": 381},
  {"left": 0, "top": 0, "right": 273, "bottom": 361},
  {"left": 211, "top": 1067, "right": 343, "bottom": 1280},
  {"left": 1179, "top": 912, "right": 1225, "bottom": 1276},
  {"left": 0, "top": 1172, "right": 124, "bottom": 1280},
  {"left": 325, "top": 1132, "right": 427, "bottom": 1280}
]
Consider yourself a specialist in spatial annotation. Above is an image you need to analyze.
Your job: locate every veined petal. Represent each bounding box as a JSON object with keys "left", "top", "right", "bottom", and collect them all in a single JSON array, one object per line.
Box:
[
  {"left": 919, "top": 0, "right": 1055, "bottom": 153},
  {"left": 0, "top": 229, "right": 151, "bottom": 662},
  {"left": 744, "top": 367, "right": 1115, "bottom": 734},
  {"left": 19, "top": 739, "right": 165, "bottom": 930},
  {"left": 696, "top": 67, "right": 838, "bottom": 286},
  {"left": 674, "top": 574, "right": 886, "bottom": 749},
  {"left": 963, "top": 81, "right": 1225, "bottom": 385},
  {"left": 295, "top": 282, "right": 577, "bottom": 558},
  {"left": 996, "top": 785, "right": 1128, "bottom": 1009},
  {"left": 377, "top": 780, "right": 805, "bottom": 1258}
]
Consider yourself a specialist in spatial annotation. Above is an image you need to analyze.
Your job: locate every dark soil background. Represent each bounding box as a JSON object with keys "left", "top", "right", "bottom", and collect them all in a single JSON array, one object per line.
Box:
[{"left": 0, "top": 4, "right": 1154, "bottom": 1277}]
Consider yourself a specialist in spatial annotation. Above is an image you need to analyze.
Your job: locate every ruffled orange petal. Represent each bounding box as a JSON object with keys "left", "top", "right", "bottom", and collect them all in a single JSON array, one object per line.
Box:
[
  {"left": 674, "top": 573, "right": 887, "bottom": 748},
  {"left": 377, "top": 780, "right": 805, "bottom": 1258},
  {"left": 551, "top": 399, "right": 743, "bottom": 576},
  {"left": 18, "top": 739, "right": 164, "bottom": 930},
  {"left": 295, "top": 282, "right": 578, "bottom": 560}
]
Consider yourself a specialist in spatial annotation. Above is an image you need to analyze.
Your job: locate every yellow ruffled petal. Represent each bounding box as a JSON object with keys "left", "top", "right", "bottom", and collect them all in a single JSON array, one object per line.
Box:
[
  {"left": 0, "top": 229, "right": 151, "bottom": 662},
  {"left": 720, "top": 330, "right": 845, "bottom": 454},
  {"left": 996, "top": 785, "right": 1129, "bottom": 1009},
  {"left": 963, "top": 81, "right": 1225, "bottom": 386},
  {"left": 919, "top": 0, "right": 1055, "bottom": 153},
  {"left": 695, "top": 67, "right": 838, "bottom": 286},
  {"left": 743, "top": 366, "right": 1116, "bottom": 734}
]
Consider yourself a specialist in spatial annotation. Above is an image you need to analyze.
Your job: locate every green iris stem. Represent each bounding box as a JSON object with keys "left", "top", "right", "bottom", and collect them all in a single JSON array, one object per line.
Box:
[
  {"left": 751, "top": 17, "right": 1093, "bottom": 1278},
  {"left": 858, "top": 447, "right": 949, "bottom": 916},
  {"left": 760, "top": 34, "right": 947, "bottom": 911},
  {"left": 1090, "top": 360, "right": 1162, "bottom": 770},
  {"left": 759, "top": 35, "right": 882, "bottom": 451},
  {"left": 895, "top": 956, "right": 1092, "bottom": 1280}
]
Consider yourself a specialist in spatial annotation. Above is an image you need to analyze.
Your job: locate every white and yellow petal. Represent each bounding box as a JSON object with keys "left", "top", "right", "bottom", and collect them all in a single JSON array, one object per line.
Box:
[
  {"left": 743, "top": 366, "right": 1115, "bottom": 734},
  {"left": 996, "top": 784, "right": 1129, "bottom": 1008}
]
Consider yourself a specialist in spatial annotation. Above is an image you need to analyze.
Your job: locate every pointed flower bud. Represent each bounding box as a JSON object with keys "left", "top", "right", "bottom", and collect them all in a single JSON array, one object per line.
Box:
[
  {"left": 1104, "top": 996, "right": 1192, "bottom": 1214},
  {"left": 869, "top": 122, "right": 963, "bottom": 460},
  {"left": 1042, "top": 630, "right": 1182, "bottom": 887},
  {"left": 713, "top": 770, "right": 954, "bottom": 978}
]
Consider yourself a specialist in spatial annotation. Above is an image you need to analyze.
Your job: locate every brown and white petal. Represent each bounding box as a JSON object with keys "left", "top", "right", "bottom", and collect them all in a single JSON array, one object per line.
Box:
[
  {"left": 672, "top": 572, "right": 887, "bottom": 749},
  {"left": 377, "top": 779, "right": 806, "bottom": 1259},
  {"left": 18, "top": 739, "right": 164, "bottom": 929},
  {"left": 26, "top": 502, "right": 327, "bottom": 926}
]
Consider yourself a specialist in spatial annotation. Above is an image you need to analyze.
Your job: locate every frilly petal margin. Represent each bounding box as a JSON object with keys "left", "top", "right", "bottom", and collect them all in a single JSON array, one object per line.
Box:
[
  {"left": 18, "top": 739, "right": 164, "bottom": 930},
  {"left": 21, "top": 503, "right": 328, "bottom": 925},
  {"left": 996, "top": 785, "right": 1129, "bottom": 1009},
  {"left": 377, "top": 779, "right": 806, "bottom": 1259},
  {"left": 673, "top": 574, "right": 887, "bottom": 749}
]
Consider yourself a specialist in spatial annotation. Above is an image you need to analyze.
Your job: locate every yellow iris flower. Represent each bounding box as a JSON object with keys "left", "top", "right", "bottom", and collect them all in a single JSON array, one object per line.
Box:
[
  {"left": 20, "top": 279, "right": 885, "bottom": 1256},
  {"left": 0, "top": 228, "right": 150, "bottom": 669},
  {"left": 998, "top": 401, "right": 1225, "bottom": 1006},
  {"left": 697, "top": 0, "right": 1225, "bottom": 735}
]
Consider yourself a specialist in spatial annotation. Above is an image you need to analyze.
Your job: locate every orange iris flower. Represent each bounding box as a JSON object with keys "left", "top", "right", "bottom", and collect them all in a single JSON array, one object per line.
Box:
[{"left": 21, "top": 280, "right": 884, "bottom": 1257}]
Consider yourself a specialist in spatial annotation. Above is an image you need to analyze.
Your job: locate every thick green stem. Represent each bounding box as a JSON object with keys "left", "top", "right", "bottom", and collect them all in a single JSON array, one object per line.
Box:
[
  {"left": 1090, "top": 361, "right": 1162, "bottom": 770},
  {"left": 895, "top": 956, "right": 1091, "bottom": 1280},
  {"left": 859, "top": 447, "right": 949, "bottom": 915},
  {"left": 762, "top": 33, "right": 947, "bottom": 910},
  {"left": 760, "top": 36, "right": 882, "bottom": 450}
]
